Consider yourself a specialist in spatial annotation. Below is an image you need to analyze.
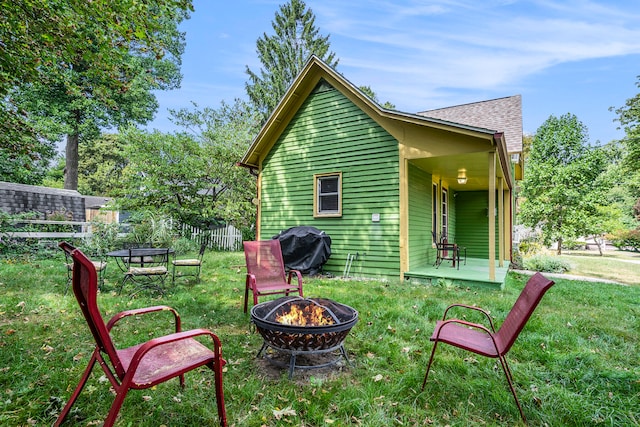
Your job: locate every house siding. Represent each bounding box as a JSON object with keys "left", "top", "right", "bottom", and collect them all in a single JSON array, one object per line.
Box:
[
  {"left": 455, "top": 191, "right": 499, "bottom": 259},
  {"left": 259, "top": 82, "right": 400, "bottom": 278},
  {"left": 407, "top": 163, "right": 432, "bottom": 268}
]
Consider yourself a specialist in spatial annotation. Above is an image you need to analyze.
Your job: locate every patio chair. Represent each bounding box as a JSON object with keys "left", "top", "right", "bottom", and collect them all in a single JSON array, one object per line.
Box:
[
  {"left": 60, "top": 243, "right": 107, "bottom": 293},
  {"left": 119, "top": 248, "right": 170, "bottom": 295},
  {"left": 432, "top": 231, "right": 460, "bottom": 269},
  {"left": 421, "top": 272, "right": 555, "bottom": 423},
  {"left": 172, "top": 241, "right": 207, "bottom": 285},
  {"left": 243, "top": 239, "right": 304, "bottom": 313},
  {"left": 55, "top": 242, "right": 227, "bottom": 427}
]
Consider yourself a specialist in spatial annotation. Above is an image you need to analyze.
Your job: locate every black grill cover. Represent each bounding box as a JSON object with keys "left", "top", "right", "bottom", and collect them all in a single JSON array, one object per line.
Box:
[{"left": 273, "top": 226, "right": 331, "bottom": 276}]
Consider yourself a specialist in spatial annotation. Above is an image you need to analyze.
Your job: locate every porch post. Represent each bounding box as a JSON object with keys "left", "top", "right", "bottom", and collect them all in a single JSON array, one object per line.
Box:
[
  {"left": 498, "top": 177, "right": 504, "bottom": 267},
  {"left": 399, "top": 152, "right": 409, "bottom": 280},
  {"left": 504, "top": 188, "right": 512, "bottom": 262},
  {"left": 488, "top": 151, "right": 496, "bottom": 281}
]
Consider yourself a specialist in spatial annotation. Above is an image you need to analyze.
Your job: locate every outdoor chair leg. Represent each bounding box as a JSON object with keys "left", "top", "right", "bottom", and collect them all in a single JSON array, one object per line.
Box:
[
  {"left": 421, "top": 341, "right": 439, "bottom": 391},
  {"left": 54, "top": 351, "right": 98, "bottom": 426},
  {"left": 103, "top": 385, "right": 130, "bottom": 427},
  {"left": 498, "top": 355, "right": 527, "bottom": 423}
]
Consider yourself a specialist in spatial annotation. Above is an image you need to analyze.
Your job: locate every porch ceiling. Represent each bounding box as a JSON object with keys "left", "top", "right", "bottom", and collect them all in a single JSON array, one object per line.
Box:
[{"left": 410, "top": 152, "right": 505, "bottom": 192}]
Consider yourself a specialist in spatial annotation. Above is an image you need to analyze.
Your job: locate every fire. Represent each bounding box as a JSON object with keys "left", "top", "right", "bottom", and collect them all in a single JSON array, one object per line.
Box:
[{"left": 275, "top": 303, "right": 335, "bottom": 326}]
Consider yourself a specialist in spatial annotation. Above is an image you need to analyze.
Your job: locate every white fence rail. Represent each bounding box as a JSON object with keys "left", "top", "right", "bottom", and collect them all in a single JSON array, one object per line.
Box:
[
  {"left": 5, "top": 220, "right": 243, "bottom": 252},
  {"left": 6, "top": 220, "right": 92, "bottom": 239}
]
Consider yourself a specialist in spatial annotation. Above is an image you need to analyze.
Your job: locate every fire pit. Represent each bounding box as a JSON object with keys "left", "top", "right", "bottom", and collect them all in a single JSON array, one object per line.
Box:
[{"left": 251, "top": 296, "right": 358, "bottom": 378}]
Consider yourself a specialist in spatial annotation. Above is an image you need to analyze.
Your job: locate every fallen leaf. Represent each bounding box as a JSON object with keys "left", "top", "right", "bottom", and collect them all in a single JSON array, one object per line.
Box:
[
  {"left": 373, "top": 374, "right": 383, "bottom": 382},
  {"left": 273, "top": 407, "right": 296, "bottom": 420},
  {"left": 142, "top": 395, "right": 152, "bottom": 401}
]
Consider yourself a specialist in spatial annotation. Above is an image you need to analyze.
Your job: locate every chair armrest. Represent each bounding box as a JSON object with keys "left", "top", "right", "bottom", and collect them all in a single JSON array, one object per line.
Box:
[
  {"left": 442, "top": 303, "right": 496, "bottom": 332},
  {"left": 106, "top": 305, "right": 181, "bottom": 333},
  {"left": 287, "top": 269, "right": 303, "bottom": 285},
  {"left": 126, "top": 328, "right": 226, "bottom": 373},
  {"left": 433, "top": 318, "right": 501, "bottom": 351}
]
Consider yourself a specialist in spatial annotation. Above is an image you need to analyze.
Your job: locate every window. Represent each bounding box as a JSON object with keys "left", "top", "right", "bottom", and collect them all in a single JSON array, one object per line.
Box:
[{"left": 314, "top": 173, "right": 342, "bottom": 217}]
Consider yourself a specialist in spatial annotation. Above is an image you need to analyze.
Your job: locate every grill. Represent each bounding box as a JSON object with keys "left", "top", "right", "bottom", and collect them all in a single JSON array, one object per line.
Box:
[{"left": 251, "top": 296, "right": 358, "bottom": 378}]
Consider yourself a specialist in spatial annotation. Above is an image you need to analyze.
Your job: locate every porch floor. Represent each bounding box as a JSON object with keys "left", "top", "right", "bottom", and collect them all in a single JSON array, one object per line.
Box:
[{"left": 404, "top": 257, "right": 510, "bottom": 289}]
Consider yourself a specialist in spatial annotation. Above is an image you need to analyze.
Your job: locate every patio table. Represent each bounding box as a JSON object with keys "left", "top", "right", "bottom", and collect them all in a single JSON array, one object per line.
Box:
[{"left": 107, "top": 248, "right": 175, "bottom": 272}]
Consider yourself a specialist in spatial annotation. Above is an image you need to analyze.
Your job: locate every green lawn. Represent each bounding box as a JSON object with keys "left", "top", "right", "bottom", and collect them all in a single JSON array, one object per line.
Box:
[
  {"left": 0, "top": 249, "right": 638, "bottom": 426},
  {"left": 561, "top": 249, "right": 640, "bottom": 285}
]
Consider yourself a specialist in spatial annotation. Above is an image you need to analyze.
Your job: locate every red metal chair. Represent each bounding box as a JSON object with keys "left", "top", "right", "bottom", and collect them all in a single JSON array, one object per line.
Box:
[
  {"left": 55, "top": 242, "right": 227, "bottom": 427},
  {"left": 243, "top": 239, "right": 303, "bottom": 313},
  {"left": 421, "top": 272, "right": 555, "bottom": 423}
]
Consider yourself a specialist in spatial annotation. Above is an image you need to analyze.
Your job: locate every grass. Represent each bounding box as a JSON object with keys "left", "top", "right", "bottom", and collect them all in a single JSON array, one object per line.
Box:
[
  {"left": 0, "top": 249, "right": 638, "bottom": 426},
  {"left": 560, "top": 249, "right": 640, "bottom": 285}
]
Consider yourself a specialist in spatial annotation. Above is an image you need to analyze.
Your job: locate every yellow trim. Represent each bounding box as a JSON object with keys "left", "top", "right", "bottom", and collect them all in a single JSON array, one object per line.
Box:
[
  {"left": 399, "top": 153, "right": 408, "bottom": 278},
  {"left": 313, "top": 172, "right": 342, "bottom": 218},
  {"left": 488, "top": 151, "right": 496, "bottom": 281},
  {"left": 256, "top": 161, "right": 263, "bottom": 240},
  {"left": 498, "top": 176, "right": 504, "bottom": 267}
]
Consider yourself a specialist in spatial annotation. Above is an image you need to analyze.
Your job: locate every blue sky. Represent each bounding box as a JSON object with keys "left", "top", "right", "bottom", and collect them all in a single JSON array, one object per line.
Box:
[{"left": 148, "top": 0, "right": 640, "bottom": 145}]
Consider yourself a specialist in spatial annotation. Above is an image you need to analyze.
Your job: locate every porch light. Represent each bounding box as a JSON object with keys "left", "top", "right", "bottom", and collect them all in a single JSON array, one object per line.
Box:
[{"left": 457, "top": 169, "right": 467, "bottom": 185}]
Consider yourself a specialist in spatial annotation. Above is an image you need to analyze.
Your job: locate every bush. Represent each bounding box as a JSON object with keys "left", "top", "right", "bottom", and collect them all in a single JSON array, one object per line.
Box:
[
  {"left": 171, "top": 236, "right": 198, "bottom": 255},
  {"left": 561, "top": 238, "right": 585, "bottom": 250},
  {"left": 607, "top": 228, "right": 640, "bottom": 252},
  {"left": 523, "top": 254, "right": 572, "bottom": 273},
  {"left": 517, "top": 237, "right": 543, "bottom": 256}
]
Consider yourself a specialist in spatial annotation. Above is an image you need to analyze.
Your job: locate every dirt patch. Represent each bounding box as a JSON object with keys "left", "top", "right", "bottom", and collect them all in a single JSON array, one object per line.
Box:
[{"left": 253, "top": 348, "right": 352, "bottom": 384}]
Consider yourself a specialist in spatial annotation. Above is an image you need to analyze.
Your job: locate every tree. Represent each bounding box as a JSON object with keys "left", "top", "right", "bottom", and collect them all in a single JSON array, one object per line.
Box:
[
  {"left": 245, "top": 0, "right": 338, "bottom": 121},
  {"left": 611, "top": 75, "right": 640, "bottom": 221},
  {"left": 4, "top": 1, "right": 193, "bottom": 189},
  {"left": 77, "top": 134, "right": 128, "bottom": 197},
  {"left": 358, "top": 86, "right": 396, "bottom": 110},
  {"left": 520, "top": 113, "right": 609, "bottom": 255},
  {"left": 117, "top": 100, "right": 260, "bottom": 230}
]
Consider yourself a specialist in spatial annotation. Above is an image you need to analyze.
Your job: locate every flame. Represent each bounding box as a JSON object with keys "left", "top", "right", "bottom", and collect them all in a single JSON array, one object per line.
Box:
[{"left": 275, "top": 303, "right": 335, "bottom": 326}]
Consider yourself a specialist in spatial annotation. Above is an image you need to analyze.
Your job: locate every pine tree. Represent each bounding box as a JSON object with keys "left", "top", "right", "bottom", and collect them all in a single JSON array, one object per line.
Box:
[{"left": 245, "top": 0, "right": 338, "bottom": 122}]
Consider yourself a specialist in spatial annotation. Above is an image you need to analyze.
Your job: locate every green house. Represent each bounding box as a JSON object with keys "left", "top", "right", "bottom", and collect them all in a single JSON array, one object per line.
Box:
[{"left": 240, "top": 56, "right": 522, "bottom": 288}]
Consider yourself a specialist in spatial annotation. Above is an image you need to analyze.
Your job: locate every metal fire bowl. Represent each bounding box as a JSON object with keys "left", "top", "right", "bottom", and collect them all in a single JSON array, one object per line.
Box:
[{"left": 251, "top": 296, "right": 358, "bottom": 352}]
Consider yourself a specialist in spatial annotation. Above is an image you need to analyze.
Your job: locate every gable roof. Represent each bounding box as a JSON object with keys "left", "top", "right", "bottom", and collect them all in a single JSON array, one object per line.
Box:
[
  {"left": 240, "top": 55, "right": 515, "bottom": 186},
  {"left": 418, "top": 95, "right": 523, "bottom": 154}
]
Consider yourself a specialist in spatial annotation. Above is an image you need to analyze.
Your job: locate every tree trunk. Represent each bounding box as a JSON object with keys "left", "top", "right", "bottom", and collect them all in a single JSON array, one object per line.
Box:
[
  {"left": 64, "top": 133, "right": 79, "bottom": 190},
  {"left": 557, "top": 236, "right": 563, "bottom": 255}
]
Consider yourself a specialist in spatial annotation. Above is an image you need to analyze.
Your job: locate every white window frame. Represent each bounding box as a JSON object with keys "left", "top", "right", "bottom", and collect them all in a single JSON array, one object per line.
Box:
[
  {"left": 314, "top": 172, "right": 342, "bottom": 217},
  {"left": 441, "top": 187, "right": 448, "bottom": 240}
]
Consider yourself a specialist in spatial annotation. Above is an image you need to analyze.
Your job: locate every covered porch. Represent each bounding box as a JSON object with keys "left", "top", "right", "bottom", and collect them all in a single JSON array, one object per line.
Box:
[{"left": 404, "top": 257, "right": 510, "bottom": 290}]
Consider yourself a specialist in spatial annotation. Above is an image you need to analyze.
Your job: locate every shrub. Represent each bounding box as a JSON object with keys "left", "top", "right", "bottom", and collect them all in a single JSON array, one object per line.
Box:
[
  {"left": 561, "top": 238, "right": 585, "bottom": 250},
  {"left": 171, "top": 236, "right": 198, "bottom": 255},
  {"left": 523, "top": 254, "right": 572, "bottom": 273},
  {"left": 607, "top": 228, "right": 640, "bottom": 252},
  {"left": 517, "top": 237, "right": 543, "bottom": 256}
]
